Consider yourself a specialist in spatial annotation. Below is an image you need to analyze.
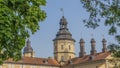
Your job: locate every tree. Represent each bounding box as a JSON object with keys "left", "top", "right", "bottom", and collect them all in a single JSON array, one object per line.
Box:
[
  {"left": 0, "top": 0, "right": 46, "bottom": 64},
  {"left": 80, "top": 0, "right": 120, "bottom": 57},
  {"left": 107, "top": 44, "right": 120, "bottom": 68},
  {"left": 108, "top": 44, "right": 120, "bottom": 57}
]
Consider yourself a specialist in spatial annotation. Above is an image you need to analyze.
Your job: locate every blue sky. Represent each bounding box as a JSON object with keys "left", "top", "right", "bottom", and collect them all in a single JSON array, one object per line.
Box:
[{"left": 27, "top": 0, "right": 116, "bottom": 58}]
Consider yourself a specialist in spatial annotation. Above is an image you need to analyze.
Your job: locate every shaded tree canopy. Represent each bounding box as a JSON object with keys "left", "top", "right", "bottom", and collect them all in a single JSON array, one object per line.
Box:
[
  {"left": 80, "top": 0, "right": 120, "bottom": 37},
  {"left": 0, "top": 0, "right": 46, "bottom": 64},
  {"left": 108, "top": 44, "right": 120, "bottom": 57},
  {"left": 80, "top": 0, "right": 120, "bottom": 57}
]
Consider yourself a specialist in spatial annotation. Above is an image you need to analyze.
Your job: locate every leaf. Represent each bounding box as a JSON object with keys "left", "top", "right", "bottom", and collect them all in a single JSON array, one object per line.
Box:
[
  {"left": 0, "top": 0, "right": 46, "bottom": 64},
  {"left": 109, "top": 26, "right": 116, "bottom": 35}
]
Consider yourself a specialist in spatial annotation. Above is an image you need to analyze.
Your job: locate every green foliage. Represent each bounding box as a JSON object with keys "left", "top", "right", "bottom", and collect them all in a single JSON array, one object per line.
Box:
[
  {"left": 0, "top": 0, "right": 46, "bottom": 64},
  {"left": 108, "top": 44, "right": 120, "bottom": 57},
  {"left": 80, "top": 0, "right": 120, "bottom": 58},
  {"left": 80, "top": 0, "right": 120, "bottom": 34}
]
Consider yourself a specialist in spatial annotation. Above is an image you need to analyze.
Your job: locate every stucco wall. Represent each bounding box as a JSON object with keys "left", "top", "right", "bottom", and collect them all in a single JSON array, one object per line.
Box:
[
  {"left": 54, "top": 40, "right": 75, "bottom": 62},
  {"left": 1, "top": 63, "right": 59, "bottom": 68}
]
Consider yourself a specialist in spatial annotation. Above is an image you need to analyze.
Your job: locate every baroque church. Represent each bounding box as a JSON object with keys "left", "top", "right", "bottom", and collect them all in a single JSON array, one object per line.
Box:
[{"left": 0, "top": 16, "right": 116, "bottom": 68}]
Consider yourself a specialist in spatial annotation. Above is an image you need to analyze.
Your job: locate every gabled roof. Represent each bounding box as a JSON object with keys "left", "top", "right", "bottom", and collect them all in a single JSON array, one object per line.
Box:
[
  {"left": 66, "top": 52, "right": 110, "bottom": 65},
  {"left": 5, "top": 57, "right": 60, "bottom": 66}
]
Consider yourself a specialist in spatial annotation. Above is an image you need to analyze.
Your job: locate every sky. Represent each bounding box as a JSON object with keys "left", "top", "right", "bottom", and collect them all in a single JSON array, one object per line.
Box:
[{"left": 27, "top": 0, "right": 117, "bottom": 58}]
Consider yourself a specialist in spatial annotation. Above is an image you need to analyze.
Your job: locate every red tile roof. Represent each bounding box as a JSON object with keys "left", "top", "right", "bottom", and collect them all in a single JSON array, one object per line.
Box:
[
  {"left": 5, "top": 57, "right": 60, "bottom": 66},
  {"left": 5, "top": 52, "right": 110, "bottom": 67},
  {"left": 66, "top": 52, "right": 110, "bottom": 65}
]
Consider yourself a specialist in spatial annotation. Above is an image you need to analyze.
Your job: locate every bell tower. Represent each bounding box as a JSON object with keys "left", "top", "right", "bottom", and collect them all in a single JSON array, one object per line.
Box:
[{"left": 53, "top": 16, "right": 76, "bottom": 63}]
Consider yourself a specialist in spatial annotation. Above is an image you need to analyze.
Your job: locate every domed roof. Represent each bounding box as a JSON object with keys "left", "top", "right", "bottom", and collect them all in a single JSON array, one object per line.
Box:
[
  {"left": 80, "top": 38, "right": 85, "bottom": 43},
  {"left": 102, "top": 38, "right": 107, "bottom": 42},
  {"left": 53, "top": 16, "right": 75, "bottom": 41},
  {"left": 23, "top": 39, "right": 33, "bottom": 54},
  {"left": 91, "top": 38, "right": 96, "bottom": 43}
]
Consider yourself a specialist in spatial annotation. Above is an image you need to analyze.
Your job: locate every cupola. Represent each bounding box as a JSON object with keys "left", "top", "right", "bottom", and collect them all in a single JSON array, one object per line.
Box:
[{"left": 23, "top": 39, "right": 34, "bottom": 57}]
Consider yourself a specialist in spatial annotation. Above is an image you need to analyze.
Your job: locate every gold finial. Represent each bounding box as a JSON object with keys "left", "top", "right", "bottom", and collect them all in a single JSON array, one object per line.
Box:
[{"left": 60, "top": 8, "right": 64, "bottom": 16}]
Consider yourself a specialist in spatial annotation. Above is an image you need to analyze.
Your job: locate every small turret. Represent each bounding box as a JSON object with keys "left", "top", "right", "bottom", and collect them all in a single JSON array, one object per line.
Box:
[
  {"left": 90, "top": 38, "right": 97, "bottom": 55},
  {"left": 79, "top": 38, "right": 86, "bottom": 57},
  {"left": 102, "top": 38, "right": 107, "bottom": 52}
]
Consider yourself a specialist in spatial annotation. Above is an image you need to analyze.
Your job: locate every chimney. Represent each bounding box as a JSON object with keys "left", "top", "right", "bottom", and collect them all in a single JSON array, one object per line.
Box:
[
  {"left": 90, "top": 38, "right": 97, "bottom": 55},
  {"left": 79, "top": 38, "right": 86, "bottom": 57},
  {"left": 102, "top": 38, "right": 107, "bottom": 52}
]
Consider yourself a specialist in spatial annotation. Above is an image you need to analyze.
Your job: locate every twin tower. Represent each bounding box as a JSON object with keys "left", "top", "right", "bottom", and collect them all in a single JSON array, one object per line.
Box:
[{"left": 53, "top": 16, "right": 107, "bottom": 63}]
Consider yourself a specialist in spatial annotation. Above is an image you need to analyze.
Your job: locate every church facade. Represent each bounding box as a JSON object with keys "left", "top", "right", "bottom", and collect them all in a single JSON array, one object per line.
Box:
[{"left": 0, "top": 16, "right": 116, "bottom": 68}]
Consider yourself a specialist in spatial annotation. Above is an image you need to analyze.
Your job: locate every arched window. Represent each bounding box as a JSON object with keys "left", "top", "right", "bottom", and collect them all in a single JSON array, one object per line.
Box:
[
  {"left": 69, "top": 45, "right": 71, "bottom": 50},
  {"left": 61, "top": 45, "right": 64, "bottom": 50}
]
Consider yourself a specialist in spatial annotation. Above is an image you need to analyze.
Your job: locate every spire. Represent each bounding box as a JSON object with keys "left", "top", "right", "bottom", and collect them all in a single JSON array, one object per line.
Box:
[
  {"left": 102, "top": 38, "right": 107, "bottom": 52},
  {"left": 90, "top": 38, "right": 97, "bottom": 55},
  {"left": 79, "top": 38, "right": 86, "bottom": 57}
]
